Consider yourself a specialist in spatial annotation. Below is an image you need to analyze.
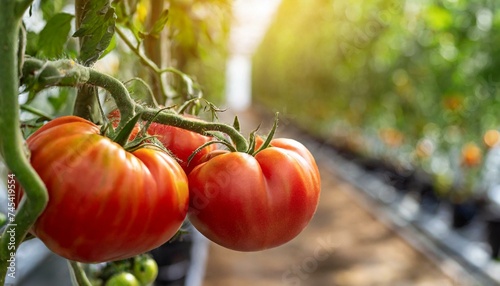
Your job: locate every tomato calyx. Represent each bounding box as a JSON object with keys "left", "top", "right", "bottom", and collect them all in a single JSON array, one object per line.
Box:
[
  {"left": 188, "top": 112, "right": 280, "bottom": 164},
  {"left": 186, "top": 139, "right": 234, "bottom": 166},
  {"left": 109, "top": 108, "right": 175, "bottom": 156},
  {"left": 113, "top": 115, "right": 169, "bottom": 153},
  {"left": 112, "top": 112, "right": 143, "bottom": 146},
  {"left": 247, "top": 112, "right": 279, "bottom": 156}
]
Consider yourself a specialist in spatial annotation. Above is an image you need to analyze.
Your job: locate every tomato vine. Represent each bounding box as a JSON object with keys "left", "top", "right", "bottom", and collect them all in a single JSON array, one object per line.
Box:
[{"left": 0, "top": 1, "right": 248, "bottom": 283}]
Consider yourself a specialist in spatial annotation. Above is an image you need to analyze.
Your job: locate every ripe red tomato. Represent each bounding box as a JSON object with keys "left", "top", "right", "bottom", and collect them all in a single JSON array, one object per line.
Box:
[
  {"left": 188, "top": 138, "right": 321, "bottom": 251},
  {"left": 108, "top": 110, "right": 215, "bottom": 174},
  {"left": 17, "top": 116, "right": 189, "bottom": 263}
]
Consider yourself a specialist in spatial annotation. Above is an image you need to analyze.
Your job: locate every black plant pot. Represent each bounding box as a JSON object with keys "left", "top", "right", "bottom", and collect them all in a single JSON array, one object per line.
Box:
[
  {"left": 150, "top": 235, "right": 193, "bottom": 286},
  {"left": 451, "top": 201, "right": 478, "bottom": 229},
  {"left": 486, "top": 218, "right": 500, "bottom": 259},
  {"left": 419, "top": 184, "right": 441, "bottom": 214}
]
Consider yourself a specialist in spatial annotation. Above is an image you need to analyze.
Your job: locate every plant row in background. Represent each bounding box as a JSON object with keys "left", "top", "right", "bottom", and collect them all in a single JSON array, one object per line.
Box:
[{"left": 253, "top": 0, "right": 500, "bottom": 204}]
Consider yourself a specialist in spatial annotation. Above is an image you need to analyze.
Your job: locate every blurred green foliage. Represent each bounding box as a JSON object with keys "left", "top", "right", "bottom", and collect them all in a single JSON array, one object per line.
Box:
[
  {"left": 253, "top": 0, "right": 500, "bottom": 196},
  {"left": 167, "top": 0, "right": 231, "bottom": 104},
  {"left": 20, "top": 0, "right": 231, "bottom": 133}
]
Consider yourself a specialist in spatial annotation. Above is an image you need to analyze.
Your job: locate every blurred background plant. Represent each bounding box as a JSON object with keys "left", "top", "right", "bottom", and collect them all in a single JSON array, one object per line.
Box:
[
  {"left": 253, "top": 0, "right": 500, "bottom": 203},
  {"left": 21, "top": 0, "right": 231, "bottom": 130}
]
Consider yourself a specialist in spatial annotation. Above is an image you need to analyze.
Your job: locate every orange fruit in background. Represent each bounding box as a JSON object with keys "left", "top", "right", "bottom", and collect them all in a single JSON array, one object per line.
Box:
[
  {"left": 483, "top": 129, "right": 500, "bottom": 148},
  {"left": 461, "top": 143, "right": 482, "bottom": 167},
  {"left": 379, "top": 128, "right": 404, "bottom": 148},
  {"left": 442, "top": 94, "right": 463, "bottom": 111}
]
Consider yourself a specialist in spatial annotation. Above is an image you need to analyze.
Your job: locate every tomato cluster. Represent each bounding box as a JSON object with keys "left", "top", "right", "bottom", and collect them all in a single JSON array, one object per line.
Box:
[
  {"left": 91, "top": 254, "right": 158, "bottom": 286},
  {"left": 17, "top": 113, "right": 320, "bottom": 264}
]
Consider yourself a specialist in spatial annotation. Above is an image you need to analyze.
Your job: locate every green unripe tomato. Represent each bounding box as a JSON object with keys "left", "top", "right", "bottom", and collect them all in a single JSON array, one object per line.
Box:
[
  {"left": 133, "top": 257, "right": 159, "bottom": 285},
  {"left": 105, "top": 272, "right": 140, "bottom": 286}
]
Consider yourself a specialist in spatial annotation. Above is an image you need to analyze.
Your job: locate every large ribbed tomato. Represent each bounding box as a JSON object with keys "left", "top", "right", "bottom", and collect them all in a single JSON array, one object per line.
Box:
[
  {"left": 188, "top": 138, "right": 321, "bottom": 251},
  {"left": 16, "top": 116, "right": 189, "bottom": 263}
]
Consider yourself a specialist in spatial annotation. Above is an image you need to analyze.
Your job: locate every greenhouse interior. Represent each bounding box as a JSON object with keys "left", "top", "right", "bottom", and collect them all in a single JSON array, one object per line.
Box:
[{"left": 1, "top": 0, "right": 500, "bottom": 285}]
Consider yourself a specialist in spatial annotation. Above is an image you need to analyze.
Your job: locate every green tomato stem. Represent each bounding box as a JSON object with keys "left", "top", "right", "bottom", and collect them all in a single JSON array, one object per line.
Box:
[
  {"left": 68, "top": 261, "right": 92, "bottom": 286},
  {"left": 0, "top": 1, "right": 48, "bottom": 285},
  {"left": 87, "top": 68, "right": 136, "bottom": 129},
  {"left": 137, "top": 106, "right": 249, "bottom": 152},
  {"left": 22, "top": 58, "right": 250, "bottom": 151},
  {"left": 22, "top": 58, "right": 136, "bottom": 130}
]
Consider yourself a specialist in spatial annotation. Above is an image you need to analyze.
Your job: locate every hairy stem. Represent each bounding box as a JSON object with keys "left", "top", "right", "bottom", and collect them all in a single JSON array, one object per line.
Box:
[
  {"left": 137, "top": 106, "right": 249, "bottom": 151},
  {"left": 22, "top": 58, "right": 249, "bottom": 151},
  {"left": 0, "top": 1, "right": 48, "bottom": 284},
  {"left": 22, "top": 58, "right": 136, "bottom": 129}
]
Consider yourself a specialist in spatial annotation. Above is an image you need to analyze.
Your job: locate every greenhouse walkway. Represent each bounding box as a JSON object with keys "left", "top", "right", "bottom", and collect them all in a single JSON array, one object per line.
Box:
[{"left": 201, "top": 109, "right": 476, "bottom": 286}]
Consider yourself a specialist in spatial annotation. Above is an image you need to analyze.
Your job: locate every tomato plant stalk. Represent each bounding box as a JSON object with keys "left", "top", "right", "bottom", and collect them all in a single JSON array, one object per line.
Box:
[{"left": 0, "top": 0, "right": 48, "bottom": 284}]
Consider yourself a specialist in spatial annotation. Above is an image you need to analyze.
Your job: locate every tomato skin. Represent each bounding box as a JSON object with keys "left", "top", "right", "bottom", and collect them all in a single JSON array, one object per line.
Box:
[
  {"left": 188, "top": 138, "right": 320, "bottom": 251},
  {"left": 109, "top": 110, "right": 215, "bottom": 174},
  {"left": 147, "top": 119, "right": 216, "bottom": 174},
  {"left": 18, "top": 116, "right": 189, "bottom": 263}
]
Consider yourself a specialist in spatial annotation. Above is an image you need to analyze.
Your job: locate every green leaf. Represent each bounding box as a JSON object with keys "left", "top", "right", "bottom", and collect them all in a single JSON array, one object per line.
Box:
[
  {"left": 37, "top": 13, "right": 74, "bottom": 59},
  {"left": 40, "top": 0, "right": 66, "bottom": 20},
  {"left": 148, "top": 9, "right": 169, "bottom": 37},
  {"left": 73, "top": 0, "right": 116, "bottom": 66},
  {"left": 253, "top": 113, "right": 279, "bottom": 156},
  {"left": 425, "top": 5, "right": 453, "bottom": 31},
  {"left": 25, "top": 31, "right": 39, "bottom": 57},
  {"left": 98, "top": 34, "right": 116, "bottom": 60},
  {"left": 232, "top": 116, "right": 240, "bottom": 132}
]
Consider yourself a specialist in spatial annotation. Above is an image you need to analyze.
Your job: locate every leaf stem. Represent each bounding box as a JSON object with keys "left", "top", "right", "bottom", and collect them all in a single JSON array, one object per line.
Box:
[
  {"left": 20, "top": 105, "right": 54, "bottom": 121},
  {"left": 115, "top": 26, "right": 171, "bottom": 100}
]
